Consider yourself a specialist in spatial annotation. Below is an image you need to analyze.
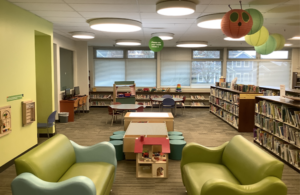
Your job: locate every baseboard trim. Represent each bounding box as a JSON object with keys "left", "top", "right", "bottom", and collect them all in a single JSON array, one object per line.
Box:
[
  {"left": 38, "top": 133, "right": 56, "bottom": 138},
  {"left": 0, "top": 144, "right": 38, "bottom": 173}
]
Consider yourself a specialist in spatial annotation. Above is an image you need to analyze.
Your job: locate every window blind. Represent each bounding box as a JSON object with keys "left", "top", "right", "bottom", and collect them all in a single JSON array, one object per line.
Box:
[
  {"left": 258, "top": 61, "right": 290, "bottom": 87},
  {"left": 161, "top": 61, "right": 190, "bottom": 86},
  {"left": 125, "top": 59, "right": 156, "bottom": 87},
  {"left": 226, "top": 61, "right": 258, "bottom": 85},
  {"left": 94, "top": 60, "right": 125, "bottom": 87}
]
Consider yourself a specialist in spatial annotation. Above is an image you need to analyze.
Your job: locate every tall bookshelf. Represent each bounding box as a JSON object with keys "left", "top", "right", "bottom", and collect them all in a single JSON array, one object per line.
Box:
[
  {"left": 89, "top": 91, "right": 210, "bottom": 108},
  {"left": 209, "top": 86, "right": 262, "bottom": 132},
  {"left": 254, "top": 96, "right": 300, "bottom": 172}
]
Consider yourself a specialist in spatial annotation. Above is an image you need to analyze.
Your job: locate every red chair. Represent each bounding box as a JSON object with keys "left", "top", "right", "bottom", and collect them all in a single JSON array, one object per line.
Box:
[
  {"left": 136, "top": 106, "right": 144, "bottom": 112},
  {"left": 107, "top": 106, "right": 122, "bottom": 126}
]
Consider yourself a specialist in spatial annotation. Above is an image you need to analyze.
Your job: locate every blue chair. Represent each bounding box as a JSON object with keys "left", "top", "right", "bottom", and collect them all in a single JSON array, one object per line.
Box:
[
  {"left": 162, "top": 98, "right": 175, "bottom": 115},
  {"left": 37, "top": 111, "right": 57, "bottom": 138},
  {"left": 162, "top": 95, "right": 172, "bottom": 98}
]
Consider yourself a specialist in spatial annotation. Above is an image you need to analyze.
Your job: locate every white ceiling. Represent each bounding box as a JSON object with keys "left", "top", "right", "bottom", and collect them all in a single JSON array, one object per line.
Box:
[{"left": 9, "top": 0, "right": 300, "bottom": 48}]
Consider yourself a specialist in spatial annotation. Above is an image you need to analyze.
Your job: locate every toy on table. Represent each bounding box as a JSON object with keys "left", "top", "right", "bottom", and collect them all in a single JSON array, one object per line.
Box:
[
  {"left": 137, "top": 88, "right": 143, "bottom": 92},
  {"left": 151, "top": 87, "right": 156, "bottom": 92},
  {"left": 162, "top": 88, "right": 165, "bottom": 92},
  {"left": 143, "top": 88, "right": 149, "bottom": 92},
  {"left": 118, "top": 93, "right": 124, "bottom": 98},
  {"left": 166, "top": 88, "right": 170, "bottom": 92},
  {"left": 176, "top": 84, "right": 181, "bottom": 92}
]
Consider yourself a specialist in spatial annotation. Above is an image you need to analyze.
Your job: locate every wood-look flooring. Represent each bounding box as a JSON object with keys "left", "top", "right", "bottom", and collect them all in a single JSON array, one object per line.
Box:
[{"left": 0, "top": 108, "right": 299, "bottom": 195}]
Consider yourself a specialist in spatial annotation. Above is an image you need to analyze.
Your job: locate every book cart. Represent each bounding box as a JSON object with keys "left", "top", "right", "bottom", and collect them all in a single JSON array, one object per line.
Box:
[
  {"left": 254, "top": 96, "right": 300, "bottom": 172},
  {"left": 113, "top": 81, "right": 136, "bottom": 104},
  {"left": 209, "top": 86, "right": 262, "bottom": 132}
]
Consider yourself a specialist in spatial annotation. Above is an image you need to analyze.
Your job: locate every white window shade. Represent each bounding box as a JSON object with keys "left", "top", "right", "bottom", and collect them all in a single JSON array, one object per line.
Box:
[
  {"left": 161, "top": 61, "right": 190, "bottom": 86},
  {"left": 226, "top": 61, "right": 257, "bottom": 85},
  {"left": 125, "top": 59, "right": 156, "bottom": 87},
  {"left": 94, "top": 60, "right": 125, "bottom": 87},
  {"left": 258, "top": 61, "right": 290, "bottom": 87}
]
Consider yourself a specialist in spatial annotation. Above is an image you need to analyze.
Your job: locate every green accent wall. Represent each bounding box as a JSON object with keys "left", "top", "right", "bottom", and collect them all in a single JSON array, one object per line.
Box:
[{"left": 0, "top": 0, "right": 54, "bottom": 166}]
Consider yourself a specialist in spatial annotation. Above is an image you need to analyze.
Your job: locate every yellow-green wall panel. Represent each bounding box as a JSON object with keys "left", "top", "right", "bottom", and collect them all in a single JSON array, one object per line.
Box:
[{"left": 0, "top": 0, "right": 53, "bottom": 166}]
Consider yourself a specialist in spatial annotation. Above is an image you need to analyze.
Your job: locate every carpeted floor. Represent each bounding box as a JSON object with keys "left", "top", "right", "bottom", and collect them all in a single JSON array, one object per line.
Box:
[{"left": 0, "top": 108, "right": 299, "bottom": 195}]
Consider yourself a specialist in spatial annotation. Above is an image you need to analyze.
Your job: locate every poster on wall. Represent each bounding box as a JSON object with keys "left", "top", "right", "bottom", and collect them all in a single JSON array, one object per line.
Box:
[{"left": 149, "top": 37, "right": 164, "bottom": 52}]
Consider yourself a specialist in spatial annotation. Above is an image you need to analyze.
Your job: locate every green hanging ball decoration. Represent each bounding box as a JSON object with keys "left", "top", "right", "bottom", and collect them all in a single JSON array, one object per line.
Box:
[
  {"left": 245, "top": 26, "right": 269, "bottom": 46},
  {"left": 255, "top": 35, "right": 277, "bottom": 55},
  {"left": 245, "top": 8, "right": 264, "bottom": 35},
  {"left": 271, "top": 33, "right": 286, "bottom": 50}
]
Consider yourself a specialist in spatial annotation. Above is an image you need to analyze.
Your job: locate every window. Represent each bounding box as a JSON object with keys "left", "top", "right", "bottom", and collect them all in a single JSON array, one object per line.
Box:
[
  {"left": 60, "top": 48, "right": 74, "bottom": 91},
  {"left": 258, "top": 61, "right": 291, "bottom": 87},
  {"left": 236, "top": 61, "right": 241, "bottom": 67},
  {"left": 125, "top": 59, "right": 156, "bottom": 87},
  {"left": 161, "top": 61, "right": 190, "bottom": 86},
  {"left": 228, "top": 50, "right": 256, "bottom": 59},
  {"left": 244, "top": 61, "right": 250, "bottom": 67},
  {"left": 95, "top": 50, "right": 124, "bottom": 58},
  {"left": 94, "top": 60, "right": 125, "bottom": 87},
  {"left": 226, "top": 61, "right": 258, "bottom": 85},
  {"left": 261, "top": 51, "right": 289, "bottom": 59},
  {"left": 193, "top": 50, "right": 220, "bottom": 59},
  {"left": 191, "top": 61, "right": 222, "bottom": 88},
  {"left": 128, "top": 50, "right": 155, "bottom": 58}
]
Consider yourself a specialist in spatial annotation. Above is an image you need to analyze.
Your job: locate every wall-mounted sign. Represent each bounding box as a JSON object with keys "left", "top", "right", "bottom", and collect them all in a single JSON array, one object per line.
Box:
[
  {"left": 7, "top": 94, "right": 23, "bottom": 102},
  {"left": 149, "top": 37, "right": 164, "bottom": 52}
]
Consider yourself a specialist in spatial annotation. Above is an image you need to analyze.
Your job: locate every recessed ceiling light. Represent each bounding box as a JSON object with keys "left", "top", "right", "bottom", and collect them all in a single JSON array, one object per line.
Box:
[
  {"left": 70, "top": 32, "right": 95, "bottom": 39},
  {"left": 156, "top": 1, "right": 196, "bottom": 16},
  {"left": 289, "top": 36, "right": 300, "bottom": 40},
  {"left": 284, "top": 43, "right": 292, "bottom": 46},
  {"left": 224, "top": 37, "right": 245, "bottom": 41},
  {"left": 151, "top": 33, "right": 174, "bottom": 40},
  {"left": 176, "top": 41, "right": 208, "bottom": 48},
  {"left": 87, "top": 18, "right": 142, "bottom": 32},
  {"left": 116, "top": 40, "right": 141, "bottom": 46},
  {"left": 197, "top": 13, "right": 225, "bottom": 29}
]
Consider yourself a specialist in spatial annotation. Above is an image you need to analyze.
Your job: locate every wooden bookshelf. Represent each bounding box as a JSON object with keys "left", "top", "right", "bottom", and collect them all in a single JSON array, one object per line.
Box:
[
  {"left": 209, "top": 86, "right": 262, "bottom": 132},
  {"left": 89, "top": 91, "right": 210, "bottom": 108},
  {"left": 254, "top": 96, "right": 300, "bottom": 173}
]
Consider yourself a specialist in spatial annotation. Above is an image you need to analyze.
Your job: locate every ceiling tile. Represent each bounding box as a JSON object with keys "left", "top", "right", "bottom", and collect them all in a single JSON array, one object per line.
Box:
[
  {"left": 30, "top": 10, "right": 82, "bottom": 17},
  {"left": 140, "top": 12, "right": 201, "bottom": 19},
  {"left": 69, "top": 4, "right": 139, "bottom": 12},
  {"left": 14, "top": 3, "right": 73, "bottom": 11},
  {"left": 141, "top": 19, "right": 196, "bottom": 24},
  {"left": 65, "top": 0, "right": 136, "bottom": 3},
  {"left": 80, "top": 12, "right": 140, "bottom": 20},
  {"left": 138, "top": 5, "right": 156, "bottom": 12},
  {"left": 9, "top": 0, "right": 63, "bottom": 2},
  {"left": 54, "top": 22, "right": 89, "bottom": 27},
  {"left": 43, "top": 17, "right": 86, "bottom": 23}
]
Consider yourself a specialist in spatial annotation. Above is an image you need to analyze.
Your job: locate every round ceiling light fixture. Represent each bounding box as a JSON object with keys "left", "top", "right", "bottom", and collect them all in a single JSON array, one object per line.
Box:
[
  {"left": 224, "top": 37, "right": 245, "bottom": 41},
  {"left": 197, "top": 13, "right": 225, "bottom": 29},
  {"left": 176, "top": 41, "right": 208, "bottom": 48},
  {"left": 70, "top": 31, "right": 95, "bottom": 39},
  {"left": 156, "top": 1, "right": 196, "bottom": 16},
  {"left": 284, "top": 43, "right": 292, "bottom": 46},
  {"left": 116, "top": 39, "right": 141, "bottom": 46},
  {"left": 151, "top": 33, "right": 174, "bottom": 40},
  {"left": 88, "top": 18, "right": 142, "bottom": 32}
]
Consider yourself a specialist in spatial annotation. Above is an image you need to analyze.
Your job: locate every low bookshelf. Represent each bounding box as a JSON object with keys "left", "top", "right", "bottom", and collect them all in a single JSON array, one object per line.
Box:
[
  {"left": 209, "top": 86, "right": 262, "bottom": 132},
  {"left": 260, "top": 86, "right": 300, "bottom": 97},
  {"left": 90, "top": 91, "right": 210, "bottom": 108},
  {"left": 254, "top": 96, "right": 300, "bottom": 172}
]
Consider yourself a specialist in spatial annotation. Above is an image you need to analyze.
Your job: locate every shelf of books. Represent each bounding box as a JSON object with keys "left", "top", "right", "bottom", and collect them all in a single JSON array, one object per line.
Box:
[
  {"left": 260, "top": 86, "right": 300, "bottom": 97},
  {"left": 209, "top": 86, "right": 262, "bottom": 132},
  {"left": 254, "top": 96, "right": 300, "bottom": 172},
  {"left": 90, "top": 91, "right": 210, "bottom": 108}
]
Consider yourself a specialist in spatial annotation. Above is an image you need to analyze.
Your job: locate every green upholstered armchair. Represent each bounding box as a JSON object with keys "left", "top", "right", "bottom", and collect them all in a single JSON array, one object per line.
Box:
[
  {"left": 11, "top": 134, "right": 117, "bottom": 195},
  {"left": 180, "top": 135, "right": 287, "bottom": 195}
]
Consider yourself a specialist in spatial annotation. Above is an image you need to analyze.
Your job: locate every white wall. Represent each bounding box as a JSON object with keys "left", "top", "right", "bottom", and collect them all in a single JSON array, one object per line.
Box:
[{"left": 53, "top": 33, "right": 89, "bottom": 119}]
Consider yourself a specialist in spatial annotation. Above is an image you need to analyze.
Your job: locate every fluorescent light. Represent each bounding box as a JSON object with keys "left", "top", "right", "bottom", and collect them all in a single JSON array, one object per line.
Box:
[
  {"left": 224, "top": 37, "right": 245, "bottom": 41},
  {"left": 70, "top": 32, "right": 95, "bottom": 39},
  {"left": 156, "top": 1, "right": 196, "bottom": 16},
  {"left": 176, "top": 41, "right": 208, "bottom": 48},
  {"left": 88, "top": 18, "right": 142, "bottom": 32},
  {"left": 284, "top": 43, "right": 292, "bottom": 46},
  {"left": 151, "top": 33, "right": 174, "bottom": 40},
  {"left": 289, "top": 36, "right": 300, "bottom": 40},
  {"left": 197, "top": 13, "right": 225, "bottom": 29},
  {"left": 116, "top": 40, "right": 141, "bottom": 46}
]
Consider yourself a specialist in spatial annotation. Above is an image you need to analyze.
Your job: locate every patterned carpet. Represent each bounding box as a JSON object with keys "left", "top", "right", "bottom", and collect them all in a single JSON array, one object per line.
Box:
[{"left": 0, "top": 108, "right": 299, "bottom": 195}]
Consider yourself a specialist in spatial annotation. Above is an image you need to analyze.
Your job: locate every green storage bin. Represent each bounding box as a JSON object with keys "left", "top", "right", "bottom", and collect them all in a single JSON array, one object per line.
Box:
[
  {"left": 110, "top": 134, "right": 123, "bottom": 141},
  {"left": 109, "top": 140, "right": 125, "bottom": 161},
  {"left": 169, "top": 135, "right": 184, "bottom": 140},
  {"left": 170, "top": 140, "right": 186, "bottom": 160},
  {"left": 113, "top": 131, "right": 126, "bottom": 135},
  {"left": 168, "top": 131, "right": 183, "bottom": 136}
]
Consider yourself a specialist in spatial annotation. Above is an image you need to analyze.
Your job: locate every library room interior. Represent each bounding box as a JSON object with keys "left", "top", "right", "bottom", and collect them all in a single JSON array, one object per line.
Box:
[{"left": 1, "top": 0, "right": 300, "bottom": 194}]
